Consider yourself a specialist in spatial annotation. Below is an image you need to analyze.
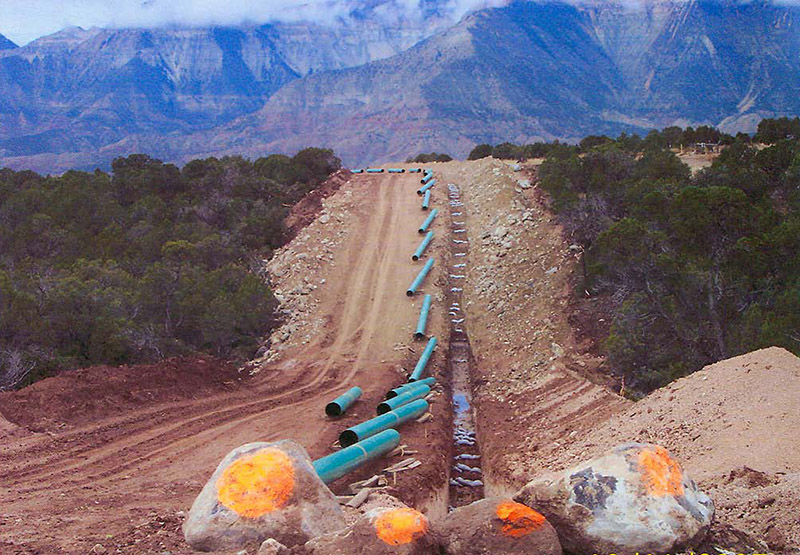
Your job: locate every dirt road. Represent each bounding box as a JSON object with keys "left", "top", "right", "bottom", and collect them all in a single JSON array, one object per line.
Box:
[{"left": 0, "top": 170, "right": 450, "bottom": 554}]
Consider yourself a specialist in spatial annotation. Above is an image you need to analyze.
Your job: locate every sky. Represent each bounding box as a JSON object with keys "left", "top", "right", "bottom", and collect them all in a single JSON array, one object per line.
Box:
[{"left": 0, "top": 0, "right": 504, "bottom": 45}]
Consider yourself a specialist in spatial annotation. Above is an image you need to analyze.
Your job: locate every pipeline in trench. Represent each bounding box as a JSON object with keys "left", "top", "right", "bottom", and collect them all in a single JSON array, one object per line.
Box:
[{"left": 445, "top": 183, "right": 484, "bottom": 509}]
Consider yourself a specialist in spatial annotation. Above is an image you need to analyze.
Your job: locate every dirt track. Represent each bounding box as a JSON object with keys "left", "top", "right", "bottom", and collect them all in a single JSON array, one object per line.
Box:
[{"left": 0, "top": 171, "right": 450, "bottom": 554}]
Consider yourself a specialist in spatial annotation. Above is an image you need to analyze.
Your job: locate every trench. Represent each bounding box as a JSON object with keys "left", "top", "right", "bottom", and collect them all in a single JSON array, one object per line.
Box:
[{"left": 445, "top": 183, "right": 485, "bottom": 509}]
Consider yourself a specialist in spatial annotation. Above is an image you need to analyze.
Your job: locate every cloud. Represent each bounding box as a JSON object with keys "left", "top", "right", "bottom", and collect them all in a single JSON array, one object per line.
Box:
[{"left": 0, "top": 0, "right": 510, "bottom": 45}]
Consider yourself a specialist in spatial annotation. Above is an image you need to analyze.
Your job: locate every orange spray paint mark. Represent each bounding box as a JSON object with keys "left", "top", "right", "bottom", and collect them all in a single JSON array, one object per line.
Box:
[
  {"left": 373, "top": 508, "right": 429, "bottom": 545},
  {"left": 495, "top": 500, "right": 546, "bottom": 538},
  {"left": 216, "top": 447, "right": 295, "bottom": 518},
  {"left": 637, "top": 446, "right": 684, "bottom": 497}
]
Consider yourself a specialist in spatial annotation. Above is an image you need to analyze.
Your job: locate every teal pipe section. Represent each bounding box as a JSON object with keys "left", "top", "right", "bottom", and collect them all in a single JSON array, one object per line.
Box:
[
  {"left": 313, "top": 429, "right": 400, "bottom": 484},
  {"left": 412, "top": 232, "right": 433, "bottom": 261},
  {"left": 418, "top": 208, "right": 438, "bottom": 234},
  {"left": 339, "top": 400, "right": 428, "bottom": 446},
  {"left": 410, "top": 336, "right": 437, "bottom": 381},
  {"left": 352, "top": 169, "right": 364, "bottom": 173},
  {"left": 377, "top": 385, "right": 431, "bottom": 415},
  {"left": 409, "top": 168, "right": 421, "bottom": 173},
  {"left": 420, "top": 173, "right": 433, "bottom": 185},
  {"left": 417, "top": 179, "right": 436, "bottom": 196},
  {"left": 386, "top": 377, "right": 436, "bottom": 399},
  {"left": 325, "top": 386, "right": 362, "bottom": 417},
  {"left": 406, "top": 257, "right": 434, "bottom": 296},
  {"left": 387, "top": 168, "right": 405, "bottom": 173},
  {"left": 422, "top": 189, "right": 431, "bottom": 210},
  {"left": 414, "top": 294, "right": 432, "bottom": 339},
  {"left": 366, "top": 168, "right": 384, "bottom": 173}
]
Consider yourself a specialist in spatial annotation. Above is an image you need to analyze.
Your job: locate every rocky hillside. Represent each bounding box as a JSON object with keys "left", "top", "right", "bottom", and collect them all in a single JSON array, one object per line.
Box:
[
  {"left": 2, "top": 0, "right": 800, "bottom": 171},
  {"left": 0, "top": 34, "right": 16, "bottom": 50}
]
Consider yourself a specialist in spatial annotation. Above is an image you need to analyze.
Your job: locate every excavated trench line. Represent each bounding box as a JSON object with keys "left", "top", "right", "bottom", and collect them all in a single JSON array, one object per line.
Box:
[{"left": 445, "top": 183, "right": 485, "bottom": 509}]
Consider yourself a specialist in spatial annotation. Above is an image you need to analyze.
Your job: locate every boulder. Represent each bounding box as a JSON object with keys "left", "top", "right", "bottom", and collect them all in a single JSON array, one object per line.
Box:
[
  {"left": 438, "top": 497, "right": 562, "bottom": 554},
  {"left": 183, "top": 440, "right": 346, "bottom": 552},
  {"left": 305, "top": 506, "right": 437, "bottom": 554},
  {"left": 257, "top": 538, "right": 291, "bottom": 554},
  {"left": 514, "top": 443, "right": 713, "bottom": 554}
]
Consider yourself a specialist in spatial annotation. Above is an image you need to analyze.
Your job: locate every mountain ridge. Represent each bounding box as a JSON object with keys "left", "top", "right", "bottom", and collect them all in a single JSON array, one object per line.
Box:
[{"left": 1, "top": 0, "right": 800, "bottom": 171}]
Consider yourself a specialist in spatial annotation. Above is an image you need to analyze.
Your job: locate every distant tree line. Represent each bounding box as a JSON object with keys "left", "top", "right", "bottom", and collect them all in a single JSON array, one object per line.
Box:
[
  {"left": 0, "top": 148, "right": 341, "bottom": 389},
  {"left": 528, "top": 120, "right": 800, "bottom": 395},
  {"left": 406, "top": 152, "right": 453, "bottom": 163}
]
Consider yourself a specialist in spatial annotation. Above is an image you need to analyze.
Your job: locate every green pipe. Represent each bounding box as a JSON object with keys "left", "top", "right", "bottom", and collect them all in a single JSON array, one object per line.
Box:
[
  {"left": 339, "top": 400, "right": 428, "bottom": 447},
  {"left": 418, "top": 208, "right": 438, "bottom": 234},
  {"left": 414, "top": 294, "right": 432, "bottom": 339},
  {"left": 422, "top": 189, "right": 431, "bottom": 210},
  {"left": 410, "top": 336, "right": 437, "bottom": 381},
  {"left": 420, "top": 173, "right": 433, "bottom": 185},
  {"left": 386, "top": 377, "right": 436, "bottom": 399},
  {"left": 417, "top": 179, "right": 436, "bottom": 196},
  {"left": 313, "top": 429, "right": 400, "bottom": 484},
  {"left": 366, "top": 168, "right": 384, "bottom": 173},
  {"left": 376, "top": 385, "right": 431, "bottom": 414},
  {"left": 406, "top": 257, "right": 434, "bottom": 296},
  {"left": 412, "top": 231, "right": 433, "bottom": 261},
  {"left": 388, "top": 168, "right": 405, "bottom": 173},
  {"left": 325, "top": 386, "right": 362, "bottom": 417}
]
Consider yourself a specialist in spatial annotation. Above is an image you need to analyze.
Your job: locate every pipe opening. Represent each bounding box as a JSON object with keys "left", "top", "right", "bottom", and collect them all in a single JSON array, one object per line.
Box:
[
  {"left": 406, "top": 290, "right": 415, "bottom": 297},
  {"left": 418, "top": 228, "right": 425, "bottom": 234},
  {"left": 339, "top": 430, "right": 359, "bottom": 447},
  {"left": 422, "top": 206, "right": 429, "bottom": 211},
  {"left": 411, "top": 254, "right": 420, "bottom": 261},
  {"left": 376, "top": 402, "right": 391, "bottom": 415},
  {"left": 325, "top": 402, "right": 343, "bottom": 417},
  {"left": 413, "top": 331, "right": 425, "bottom": 340}
]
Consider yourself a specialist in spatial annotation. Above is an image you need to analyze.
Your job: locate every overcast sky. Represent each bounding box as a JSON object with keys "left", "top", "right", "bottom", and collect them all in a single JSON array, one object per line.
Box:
[{"left": 0, "top": 0, "right": 503, "bottom": 45}]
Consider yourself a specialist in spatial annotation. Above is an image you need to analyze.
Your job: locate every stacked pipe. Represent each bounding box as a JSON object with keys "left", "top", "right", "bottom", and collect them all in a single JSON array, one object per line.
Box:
[
  {"left": 418, "top": 208, "right": 438, "bottom": 234},
  {"left": 412, "top": 232, "right": 433, "bottom": 261},
  {"left": 386, "top": 377, "right": 436, "bottom": 399},
  {"left": 422, "top": 189, "right": 431, "bottom": 210},
  {"left": 339, "top": 399, "right": 429, "bottom": 446},
  {"left": 414, "top": 294, "right": 432, "bottom": 338},
  {"left": 407, "top": 258, "right": 434, "bottom": 296},
  {"left": 313, "top": 429, "right": 400, "bottom": 484},
  {"left": 420, "top": 172, "right": 434, "bottom": 185},
  {"left": 377, "top": 384, "right": 431, "bottom": 414},
  {"left": 410, "top": 337, "right": 437, "bottom": 381}
]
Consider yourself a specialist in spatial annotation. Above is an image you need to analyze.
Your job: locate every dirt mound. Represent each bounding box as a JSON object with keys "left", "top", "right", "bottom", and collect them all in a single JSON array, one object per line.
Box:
[
  {"left": 0, "top": 356, "right": 242, "bottom": 432},
  {"left": 284, "top": 169, "right": 350, "bottom": 240},
  {"left": 553, "top": 347, "right": 800, "bottom": 551}
]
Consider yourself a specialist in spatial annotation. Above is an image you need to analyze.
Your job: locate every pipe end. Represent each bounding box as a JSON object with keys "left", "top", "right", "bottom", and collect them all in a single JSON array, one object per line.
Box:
[
  {"left": 422, "top": 207, "right": 429, "bottom": 211},
  {"left": 385, "top": 390, "right": 398, "bottom": 400},
  {"left": 325, "top": 403, "right": 342, "bottom": 417},
  {"left": 413, "top": 332, "right": 426, "bottom": 340},
  {"left": 406, "top": 290, "right": 415, "bottom": 297},
  {"left": 418, "top": 229, "right": 425, "bottom": 234},
  {"left": 339, "top": 430, "right": 358, "bottom": 447},
  {"left": 376, "top": 403, "right": 391, "bottom": 415},
  {"left": 417, "top": 190, "right": 424, "bottom": 196},
  {"left": 411, "top": 255, "right": 419, "bottom": 261}
]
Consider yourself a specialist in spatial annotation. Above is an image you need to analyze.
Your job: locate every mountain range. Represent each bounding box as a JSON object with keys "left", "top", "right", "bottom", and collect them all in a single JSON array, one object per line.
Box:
[{"left": 1, "top": 0, "right": 799, "bottom": 172}]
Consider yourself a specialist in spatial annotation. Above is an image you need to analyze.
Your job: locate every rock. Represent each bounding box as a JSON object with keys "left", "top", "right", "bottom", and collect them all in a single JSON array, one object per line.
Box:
[
  {"left": 492, "top": 226, "right": 508, "bottom": 239},
  {"left": 438, "top": 497, "right": 562, "bottom": 555},
  {"left": 257, "top": 538, "right": 291, "bottom": 554},
  {"left": 514, "top": 443, "right": 713, "bottom": 554},
  {"left": 183, "top": 440, "right": 346, "bottom": 552},
  {"left": 90, "top": 544, "right": 106, "bottom": 554},
  {"left": 305, "top": 506, "right": 437, "bottom": 554},
  {"left": 319, "top": 214, "right": 330, "bottom": 224},
  {"left": 550, "top": 343, "right": 564, "bottom": 359},
  {"left": 517, "top": 179, "right": 531, "bottom": 189}
]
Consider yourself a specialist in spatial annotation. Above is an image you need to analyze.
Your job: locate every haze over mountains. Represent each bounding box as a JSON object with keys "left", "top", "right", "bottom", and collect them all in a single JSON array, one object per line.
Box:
[{"left": 1, "top": 0, "right": 799, "bottom": 172}]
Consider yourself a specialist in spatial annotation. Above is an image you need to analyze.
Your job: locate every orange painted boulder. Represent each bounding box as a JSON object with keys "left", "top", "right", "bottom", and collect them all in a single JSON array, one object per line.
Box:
[
  {"left": 305, "top": 506, "right": 438, "bottom": 554},
  {"left": 438, "top": 497, "right": 562, "bottom": 554},
  {"left": 183, "top": 440, "right": 345, "bottom": 552},
  {"left": 514, "top": 443, "right": 714, "bottom": 554}
]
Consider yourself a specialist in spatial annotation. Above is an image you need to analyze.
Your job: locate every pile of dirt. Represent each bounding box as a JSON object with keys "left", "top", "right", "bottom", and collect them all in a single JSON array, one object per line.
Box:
[
  {"left": 547, "top": 347, "right": 800, "bottom": 551},
  {"left": 0, "top": 355, "right": 242, "bottom": 433},
  {"left": 284, "top": 170, "right": 351, "bottom": 240}
]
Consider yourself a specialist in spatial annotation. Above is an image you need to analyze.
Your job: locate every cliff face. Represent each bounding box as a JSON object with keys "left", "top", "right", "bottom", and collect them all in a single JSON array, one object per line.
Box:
[
  {"left": 1, "top": 0, "right": 799, "bottom": 172},
  {"left": 0, "top": 34, "right": 16, "bottom": 50}
]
